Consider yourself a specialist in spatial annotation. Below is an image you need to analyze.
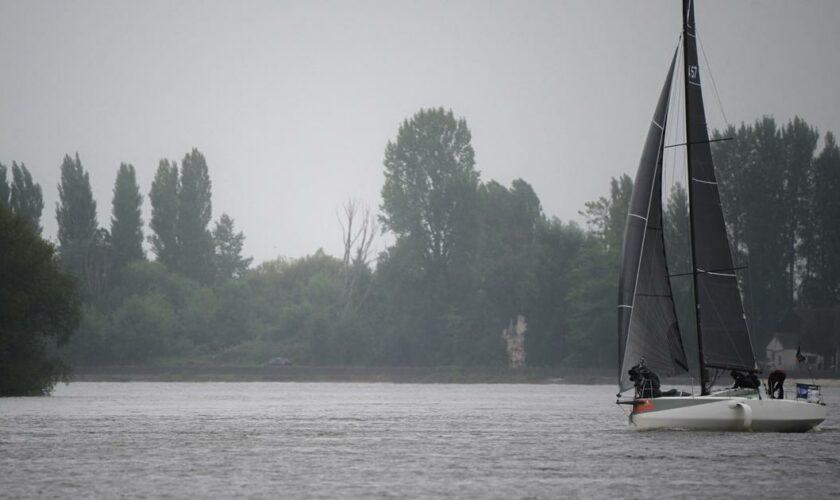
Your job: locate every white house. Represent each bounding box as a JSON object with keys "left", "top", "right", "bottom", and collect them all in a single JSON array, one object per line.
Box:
[{"left": 765, "top": 333, "right": 824, "bottom": 370}]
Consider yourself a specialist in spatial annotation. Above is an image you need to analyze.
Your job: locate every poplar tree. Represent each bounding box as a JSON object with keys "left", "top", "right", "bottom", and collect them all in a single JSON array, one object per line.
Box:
[
  {"left": 213, "top": 213, "right": 252, "bottom": 280},
  {"left": 56, "top": 154, "right": 98, "bottom": 275},
  {"left": 110, "top": 163, "right": 144, "bottom": 271},
  {"left": 149, "top": 159, "right": 179, "bottom": 270},
  {"left": 9, "top": 162, "right": 44, "bottom": 234},
  {"left": 178, "top": 149, "right": 214, "bottom": 282},
  {"left": 781, "top": 117, "right": 819, "bottom": 300}
]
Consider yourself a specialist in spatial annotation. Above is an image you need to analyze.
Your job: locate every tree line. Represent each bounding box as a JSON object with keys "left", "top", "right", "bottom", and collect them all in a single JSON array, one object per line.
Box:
[
  {"left": 2, "top": 109, "right": 839, "bottom": 394},
  {"left": 712, "top": 118, "right": 840, "bottom": 361}
]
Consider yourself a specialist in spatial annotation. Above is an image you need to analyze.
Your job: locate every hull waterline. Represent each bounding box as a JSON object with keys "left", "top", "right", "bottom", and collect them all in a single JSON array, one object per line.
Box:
[{"left": 628, "top": 396, "right": 826, "bottom": 432}]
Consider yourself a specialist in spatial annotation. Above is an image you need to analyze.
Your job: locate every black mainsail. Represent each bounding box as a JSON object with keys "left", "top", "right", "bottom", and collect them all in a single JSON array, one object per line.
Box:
[
  {"left": 617, "top": 53, "right": 688, "bottom": 392},
  {"left": 682, "top": 0, "right": 756, "bottom": 392}
]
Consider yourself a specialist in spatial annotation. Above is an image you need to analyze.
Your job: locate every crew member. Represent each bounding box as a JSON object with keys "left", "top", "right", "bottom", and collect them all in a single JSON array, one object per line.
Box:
[
  {"left": 767, "top": 369, "right": 786, "bottom": 399},
  {"left": 731, "top": 370, "right": 760, "bottom": 389}
]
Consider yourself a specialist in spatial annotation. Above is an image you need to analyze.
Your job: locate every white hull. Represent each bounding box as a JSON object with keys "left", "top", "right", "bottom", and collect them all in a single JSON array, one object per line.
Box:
[{"left": 628, "top": 396, "right": 826, "bottom": 432}]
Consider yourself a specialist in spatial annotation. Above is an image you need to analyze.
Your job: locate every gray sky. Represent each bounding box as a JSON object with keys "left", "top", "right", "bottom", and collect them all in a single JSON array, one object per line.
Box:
[{"left": 1, "top": 0, "right": 838, "bottom": 263}]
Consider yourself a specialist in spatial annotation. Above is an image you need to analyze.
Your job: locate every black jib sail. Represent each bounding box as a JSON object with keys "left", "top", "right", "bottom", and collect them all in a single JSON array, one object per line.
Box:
[
  {"left": 617, "top": 53, "right": 688, "bottom": 392},
  {"left": 682, "top": 0, "right": 756, "bottom": 375}
]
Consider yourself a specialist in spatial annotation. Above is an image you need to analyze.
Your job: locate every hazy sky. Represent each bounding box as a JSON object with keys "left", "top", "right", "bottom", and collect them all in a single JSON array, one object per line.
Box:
[{"left": 1, "top": 0, "right": 838, "bottom": 263}]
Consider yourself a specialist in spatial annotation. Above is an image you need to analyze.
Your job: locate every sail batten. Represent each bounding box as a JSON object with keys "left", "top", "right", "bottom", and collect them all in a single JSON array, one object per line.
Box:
[{"left": 617, "top": 52, "right": 688, "bottom": 392}]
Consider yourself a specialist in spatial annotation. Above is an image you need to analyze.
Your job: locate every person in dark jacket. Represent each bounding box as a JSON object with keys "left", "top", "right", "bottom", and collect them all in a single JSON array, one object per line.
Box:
[
  {"left": 731, "top": 370, "right": 760, "bottom": 390},
  {"left": 767, "top": 369, "right": 786, "bottom": 399},
  {"left": 628, "top": 362, "right": 661, "bottom": 398}
]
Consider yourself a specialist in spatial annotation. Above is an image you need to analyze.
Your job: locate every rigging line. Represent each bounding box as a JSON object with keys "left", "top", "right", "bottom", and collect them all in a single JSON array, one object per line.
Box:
[
  {"left": 669, "top": 265, "right": 748, "bottom": 278},
  {"left": 664, "top": 137, "right": 733, "bottom": 149},
  {"left": 666, "top": 36, "right": 684, "bottom": 208},
  {"left": 671, "top": 38, "right": 690, "bottom": 258},
  {"left": 709, "top": 368, "right": 722, "bottom": 390},
  {"left": 666, "top": 36, "right": 683, "bottom": 196},
  {"left": 691, "top": 177, "right": 718, "bottom": 186},
  {"left": 747, "top": 251, "right": 756, "bottom": 337},
  {"left": 672, "top": 37, "right": 687, "bottom": 196},
  {"left": 696, "top": 30, "right": 730, "bottom": 128}
]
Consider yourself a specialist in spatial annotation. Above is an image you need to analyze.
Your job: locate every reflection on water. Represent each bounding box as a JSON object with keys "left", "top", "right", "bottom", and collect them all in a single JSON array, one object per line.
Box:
[{"left": 1, "top": 383, "right": 838, "bottom": 498}]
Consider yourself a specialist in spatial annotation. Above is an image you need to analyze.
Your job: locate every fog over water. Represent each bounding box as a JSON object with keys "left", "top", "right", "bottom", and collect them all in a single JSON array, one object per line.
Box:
[{"left": 1, "top": 1, "right": 839, "bottom": 262}]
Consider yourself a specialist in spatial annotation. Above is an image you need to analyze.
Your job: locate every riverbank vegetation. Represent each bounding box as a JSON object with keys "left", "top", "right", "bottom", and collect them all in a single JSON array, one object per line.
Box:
[
  {"left": 0, "top": 203, "right": 80, "bottom": 395},
  {"left": 2, "top": 110, "right": 839, "bottom": 386}
]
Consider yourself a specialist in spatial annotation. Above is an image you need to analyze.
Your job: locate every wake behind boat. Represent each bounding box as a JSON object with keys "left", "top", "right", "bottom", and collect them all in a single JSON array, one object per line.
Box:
[{"left": 615, "top": 0, "right": 827, "bottom": 432}]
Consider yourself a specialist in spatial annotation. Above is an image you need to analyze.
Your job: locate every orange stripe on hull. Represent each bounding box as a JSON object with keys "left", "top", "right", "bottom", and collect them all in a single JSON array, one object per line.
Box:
[{"left": 632, "top": 399, "right": 656, "bottom": 414}]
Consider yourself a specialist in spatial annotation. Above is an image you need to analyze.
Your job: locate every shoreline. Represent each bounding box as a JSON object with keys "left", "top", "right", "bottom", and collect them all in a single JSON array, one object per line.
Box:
[
  {"left": 68, "top": 365, "right": 840, "bottom": 386},
  {"left": 70, "top": 366, "right": 614, "bottom": 384}
]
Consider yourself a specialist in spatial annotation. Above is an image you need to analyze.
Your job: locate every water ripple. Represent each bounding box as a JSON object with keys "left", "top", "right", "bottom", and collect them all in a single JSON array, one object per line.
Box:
[{"left": 0, "top": 382, "right": 838, "bottom": 499}]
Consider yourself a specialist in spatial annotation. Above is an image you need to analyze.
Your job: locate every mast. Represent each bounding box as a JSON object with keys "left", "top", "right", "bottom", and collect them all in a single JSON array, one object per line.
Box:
[{"left": 682, "top": 0, "right": 709, "bottom": 395}]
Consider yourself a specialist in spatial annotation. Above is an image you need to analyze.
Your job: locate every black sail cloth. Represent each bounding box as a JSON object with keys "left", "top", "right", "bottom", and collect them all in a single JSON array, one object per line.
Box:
[
  {"left": 617, "top": 53, "right": 688, "bottom": 392},
  {"left": 683, "top": 0, "right": 756, "bottom": 372}
]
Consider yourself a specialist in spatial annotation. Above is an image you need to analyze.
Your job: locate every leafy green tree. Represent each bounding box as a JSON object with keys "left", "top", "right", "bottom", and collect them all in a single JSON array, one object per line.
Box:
[
  {"left": 802, "top": 132, "right": 840, "bottom": 307},
  {"left": 526, "top": 219, "right": 585, "bottom": 367},
  {"left": 781, "top": 117, "right": 819, "bottom": 299},
  {"left": 566, "top": 176, "right": 633, "bottom": 368},
  {"left": 149, "top": 159, "right": 179, "bottom": 270},
  {"left": 213, "top": 213, "right": 252, "bottom": 280},
  {"left": 85, "top": 228, "right": 113, "bottom": 302},
  {"left": 0, "top": 163, "right": 9, "bottom": 206},
  {"left": 711, "top": 124, "right": 750, "bottom": 257},
  {"left": 56, "top": 154, "right": 103, "bottom": 299},
  {"left": 564, "top": 234, "right": 616, "bottom": 368},
  {"left": 743, "top": 118, "right": 789, "bottom": 342},
  {"left": 579, "top": 174, "right": 633, "bottom": 252},
  {"left": 713, "top": 118, "right": 805, "bottom": 347},
  {"left": 379, "top": 108, "right": 480, "bottom": 364},
  {"left": 9, "top": 162, "right": 44, "bottom": 234},
  {"left": 110, "top": 292, "right": 178, "bottom": 364},
  {"left": 0, "top": 203, "right": 81, "bottom": 396},
  {"left": 62, "top": 305, "right": 111, "bottom": 366},
  {"left": 468, "top": 179, "right": 544, "bottom": 364},
  {"left": 110, "top": 163, "right": 144, "bottom": 271},
  {"left": 212, "top": 280, "right": 259, "bottom": 350},
  {"left": 178, "top": 149, "right": 214, "bottom": 283},
  {"left": 380, "top": 108, "right": 479, "bottom": 274},
  {"left": 56, "top": 154, "right": 97, "bottom": 249},
  {"left": 663, "top": 183, "right": 698, "bottom": 372},
  {"left": 664, "top": 183, "right": 691, "bottom": 274},
  {"left": 241, "top": 251, "right": 345, "bottom": 365}
]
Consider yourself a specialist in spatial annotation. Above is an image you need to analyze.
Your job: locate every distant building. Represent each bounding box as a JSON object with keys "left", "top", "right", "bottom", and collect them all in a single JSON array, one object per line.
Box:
[
  {"left": 764, "top": 309, "right": 832, "bottom": 370},
  {"left": 765, "top": 333, "right": 823, "bottom": 370}
]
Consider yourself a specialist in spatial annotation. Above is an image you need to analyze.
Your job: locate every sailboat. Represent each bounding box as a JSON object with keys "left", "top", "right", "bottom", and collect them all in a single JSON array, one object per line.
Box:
[{"left": 615, "top": 0, "right": 827, "bottom": 432}]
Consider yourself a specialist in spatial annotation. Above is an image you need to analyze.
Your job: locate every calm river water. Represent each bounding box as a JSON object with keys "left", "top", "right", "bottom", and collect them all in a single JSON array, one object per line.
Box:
[{"left": 1, "top": 382, "right": 838, "bottom": 498}]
